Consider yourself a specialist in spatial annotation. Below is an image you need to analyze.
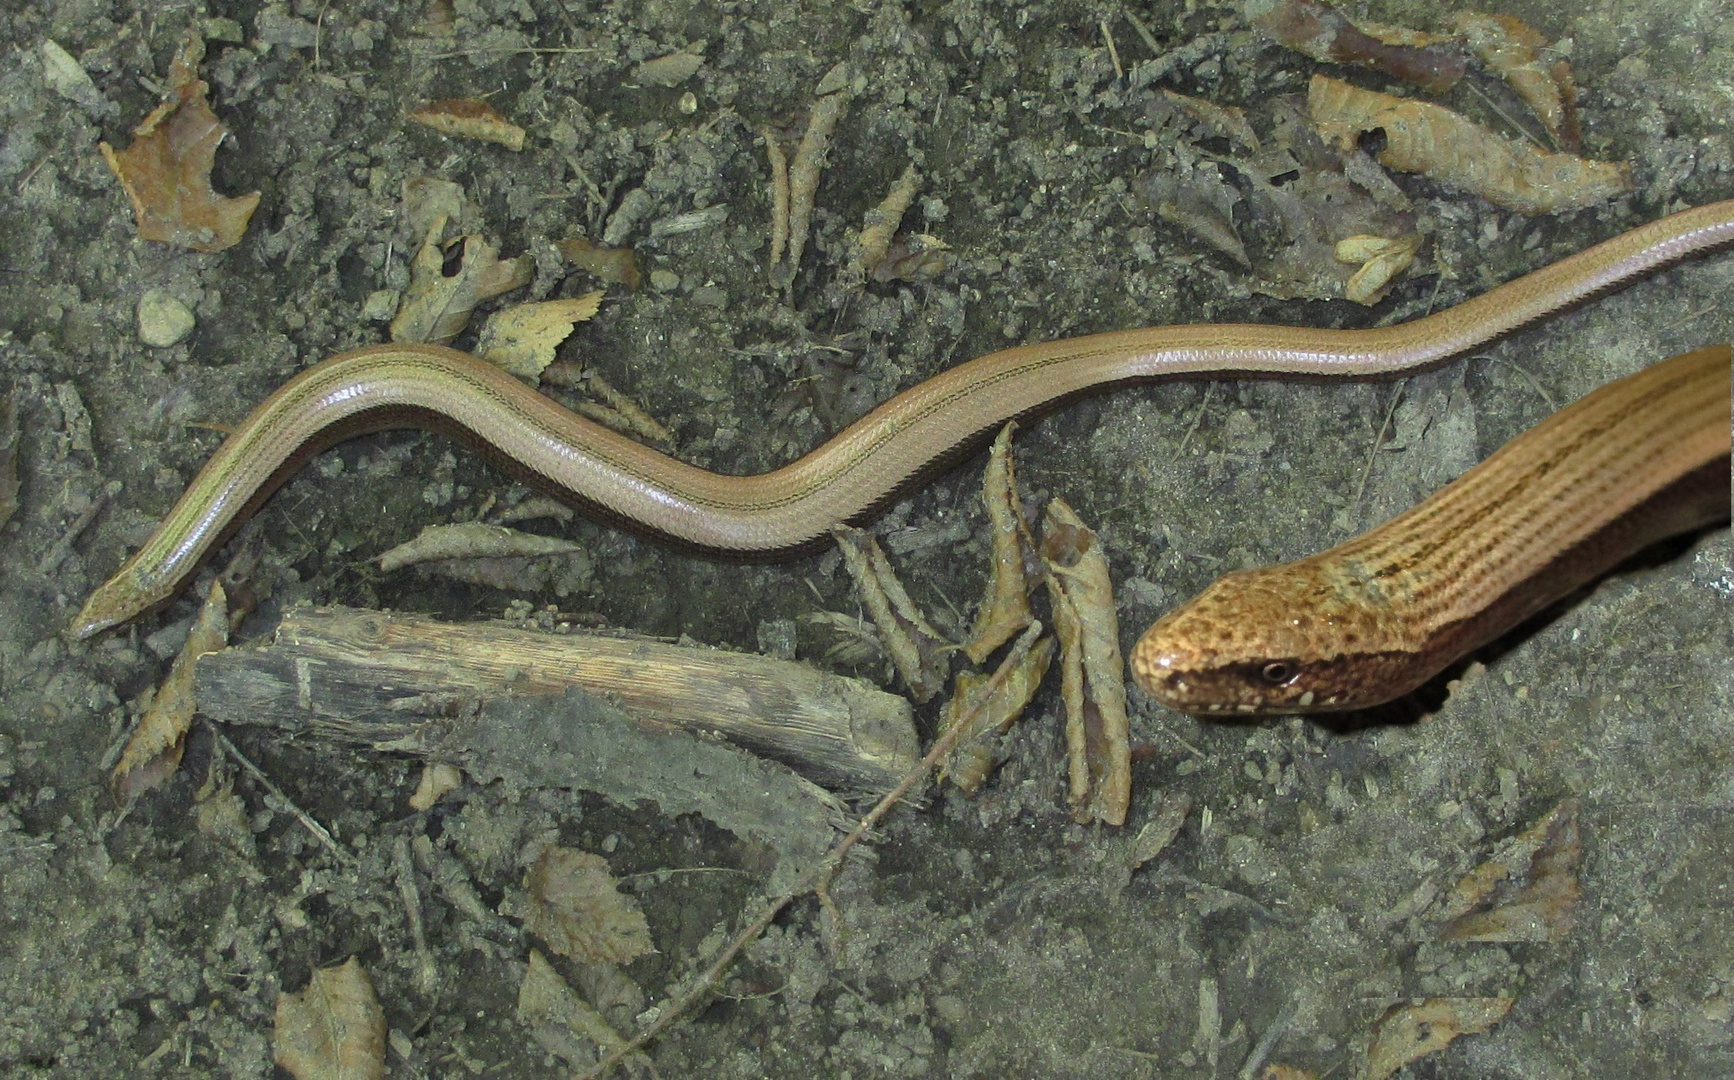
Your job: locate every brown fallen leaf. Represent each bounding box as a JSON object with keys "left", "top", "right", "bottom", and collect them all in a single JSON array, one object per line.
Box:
[
  {"left": 1308, "top": 75, "right": 1630, "bottom": 214},
  {"left": 376, "top": 522, "right": 587, "bottom": 572},
  {"left": 1335, "top": 233, "right": 1421, "bottom": 305},
  {"left": 112, "top": 581, "right": 229, "bottom": 801},
  {"left": 408, "top": 98, "right": 527, "bottom": 151},
  {"left": 407, "top": 762, "right": 463, "bottom": 811},
  {"left": 1126, "top": 791, "right": 1192, "bottom": 871},
  {"left": 1435, "top": 799, "right": 1582, "bottom": 942},
  {"left": 1042, "top": 499, "right": 1131, "bottom": 827},
  {"left": 273, "top": 957, "right": 386, "bottom": 1080},
  {"left": 843, "top": 162, "right": 921, "bottom": 287},
  {"left": 517, "top": 950, "right": 648, "bottom": 1071},
  {"left": 1161, "top": 88, "right": 1261, "bottom": 152},
  {"left": 1248, "top": 0, "right": 1465, "bottom": 94},
  {"left": 389, "top": 225, "right": 529, "bottom": 344},
  {"left": 1455, "top": 12, "right": 1579, "bottom": 151},
  {"left": 98, "top": 39, "right": 260, "bottom": 253},
  {"left": 1364, "top": 996, "right": 1513, "bottom": 1080},
  {"left": 870, "top": 232, "right": 952, "bottom": 282},
  {"left": 833, "top": 525, "right": 952, "bottom": 702},
  {"left": 962, "top": 424, "right": 1035, "bottom": 665},
  {"left": 558, "top": 236, "right": 642, "bottom": 290},
  {"left": 475, "top": 292, "right": 604, "bottom": 382},
  {"left": 632, "top": 49, "right": 705, "bottom": 87},
  {"left": 524, "top": 846, "right": 655, "bottom": 965},
  {"left": 937, "top": 634, "right": 1055, "bottom": 796}
]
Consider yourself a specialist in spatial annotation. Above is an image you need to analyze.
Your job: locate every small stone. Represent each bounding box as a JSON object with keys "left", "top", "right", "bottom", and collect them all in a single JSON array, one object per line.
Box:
[
  {"left": 362, "top": 288, "right": 400, "bottom": 322},
  {"left": 648, "top": 269, "right": 680, "bottom": 292},
  {"left": 137, "top": 290, "right": 196, "bottom": 347}
]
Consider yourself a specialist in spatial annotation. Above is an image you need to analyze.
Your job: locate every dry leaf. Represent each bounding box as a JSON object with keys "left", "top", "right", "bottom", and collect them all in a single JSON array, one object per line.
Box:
[
  {"left": 376, "top": 522, "right": 586, "bottom": 572},
  {"left": 1455, "top": 12, "right": 1579, "bottom": 151},
  {"left": 408, "top": 98, "right": 526, "bottom": 151},
  {"left": 1435, "top": 799, "right": 1582, "bottom": 942},
  {"left": 112, "top": 581, "right": 229, "bottom": 801},
  {"left": 1127, "top": 791, "right": 1193, "bottom": 870},
  {"left": 571, "top": 369, "right": 672, "bottom": 445},
  {"left": 1247, "top": 0, "right": 1464, "bottom": 94},
  {"left": 1335, "top": 233, "right": 1420, "bottom": 305},
  {"left": 833, "top": 525, "right": 952, "bottom": 702},
  {"left": 1161, "top": 89, "right": 1261, "bottom": 152},
  {"left": 632, "top": 50, "right": 705, "bottom": 87},
  {"left": 1143, "top": 155, "right": 1248, "bottom": 267},
  {"left": 99, "top": 72, "right": 260, "bottom": 252},
  {"left": 1042, "top": 499, "right": 1131, "bottom": 827},
  {"left": 1308, "top": 75, "right": 1630, "bottom": 214},
  {"left": 273, "top": 957, "right": 386, "bottom": 1080},
  {"left": 937, "top": 635, "right": 1055, "bottom": 795},
  {"left": 844, "top": 162, "right": 920, "bottom": 287},
  {"left": 524, "top": 846, "right": 655, "bottom": 965},
  {"left": 389, "top": 227, "right": 501, "bottom": 344},
  {"left": 1364, "top": 997, "right": 1513, "bottom": 1080},
  {"left": 517, "top": 950, "right": 639, "bottom": 1067},
  {"left": 871, "top": 233, "right": 952, "bottom": 282},
  {"left": 558, "top": 236, "right": 642, "bottom": 290},
  {"left": 963, "top": 424, "right": 1035, "bottom": 664},
  {"left": 476, "top": 292, "right": 604, "bottom": 382},
  {"left": 786, "top": 89, "right": 850, "bottom": 276}
]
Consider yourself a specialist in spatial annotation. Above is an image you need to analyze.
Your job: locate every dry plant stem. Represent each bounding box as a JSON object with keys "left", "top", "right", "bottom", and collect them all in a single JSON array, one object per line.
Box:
[{"left": 579, "top": 622, "right": 1044, "bottom": 1080}]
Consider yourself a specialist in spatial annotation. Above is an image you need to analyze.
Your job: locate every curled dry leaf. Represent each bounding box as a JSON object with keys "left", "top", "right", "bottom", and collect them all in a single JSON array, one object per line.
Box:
[
  {"left": 763, "top": 128, "right": 791, "bottom": 267},
  {"left": 408, "top": 98, "right": 527, "bottom": 151},
  {"left": 963, "top": 424, "right": 1035, "bottom": 665},
  {"left": 558, "top": 235, "right": 642, "bottom": 290},
  {"left": 1308, "top": 75, "right": 1630, "bottom": 215},
  {"left": 112, "top": 581, "right": 229, "bottom": 801},
  {"left": 1247, "top": 0, "right": 1464, "bottom": 94},
  {"left": 1455, "top": 12, "right": 1579, "bottom": 151},
  {"left": 1364, "top": 997, "right": 1514, "bottom": 1080},
  {"left": 573, "top": 369, "right": 673, "bottom": 446},
  {"left": 937, "top": 634, "right": 1056, "bottom": 796},
  {"left": 408, "top": 762, "right": 464, "bottom": 811},
  {"left": 98, "top": 70, "right": 261, "bottom": 252},
  {"left": 1435, "top": 798, "right": 1581, "bottom": 942},
  {"left": 1041, "top": 499, "right": 1131, "bottom": 827},
  {"left": 844, "top": 162, "right": 921, "bottom": 287},
  {"left": 872, "top": 233, "right": 952, "bottom": 282},
  {"left": 377, "top": 521, "right": 586, "bottom": 572},
  {"left": 523, "top": 846, "right": 655, "bottom": 965},
  {"left": 475, "top": 292, "right": 604, "bottom": 382},
  {"left": 785, "top": 89, "right": 851, "bottom": 276},
  {"left": 833, "top": 525, "right": 952, "bottom": 702},
  {"left": 273, "top": 957, "right": 386, "bottom": 1080},
  {"left": 1335, "top": 233, "right": 1421, "bottom": 305}
]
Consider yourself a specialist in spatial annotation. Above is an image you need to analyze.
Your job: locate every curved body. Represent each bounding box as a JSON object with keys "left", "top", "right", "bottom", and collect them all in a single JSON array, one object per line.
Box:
[
  {"left": 73, "top": 201, "right": 1734, "bottom": 649},
  {"left": 1130, "top": 345, "right": 1731, "bottom": 714}
]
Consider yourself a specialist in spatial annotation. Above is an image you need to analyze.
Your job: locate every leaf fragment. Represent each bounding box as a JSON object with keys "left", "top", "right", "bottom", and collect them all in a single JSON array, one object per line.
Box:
[
  {"left": 112, "top": 581, "right": 229, "bottom": 801},
  {"left": 476, "top": 292, "right": 604, "bottom": 382},
  {"left": 1434, "top": 799, "right": 1582, "bottom": 942},
  {"left": 1247, "top": 0, "right": 1464, "bottom": 94},
  {"left": 272, "top": 957, "right": 386, "bottom": 1080},
  {"left": 963, "top": 424, "right": 1035, "bottom": 665},
  {"left": 833, "top": 525, "right": 952, "bottom": 702},
  {"left": 408, "top": 98, "right": 527, "bottom": 151},
  {"left": 1363, "top": 997, "right": 1513, "bottom": 1080},
  {"left": 523, "top": 846, "right": 655, "bottom": 965}
]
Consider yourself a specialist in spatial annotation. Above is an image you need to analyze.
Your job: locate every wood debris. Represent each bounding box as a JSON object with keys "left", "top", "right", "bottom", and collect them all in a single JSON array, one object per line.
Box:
[
  {"left": 98, "top": 32, "right": 260, "bottom": 253},
  {"left": 389, "top": 224, "right": 530, "bottom": 343},
  {"left": 111, "top": 581, "right": 228, "bottom": 801},
  {"left": 1308, "top": 74, "right": 1630, "bottom": 214},
  {"left": 936, "top": 634, "right": 1055, "bottom": 796},
  {"left": 1335, "top": 233, "right": 1420, "bottom": 305},
  {"left": 475, "top": 292, "right": 604, "bottom": 382},
  {"left": 1246, "top": 0, "right": 1464, "bottom": 94},
  {"left": 842, "top": 162, "right": 921, "bottom": 288},
  {"left": 1041, "top": 499, "right": 1131, "bottom": 827},
  {"left": 1434, "top": 798, "right": 1582, "bottom": 942},
  {"left": 785, "top": 88, "right": 851, "bottom": 277},
  {"left": 272, "top": 957, "right": 386, "bottom": 1080},
  {"left": 558, "top": 235, "right": 642, "bottom": 290},
  {"left": 523, "top": 845, "right": 655, "bottom": 965},
  {"left": 833, "top": 525, "right": 952, "bottom": 703},
  {"left": 963, "top": 424, "right": 1036, "bottom": 664},
  {"left": 1363, "top": 996, "right": 1514, "bottom": 1080},
  {"left": 632, "top": 47, "right": 705, "bottom": 87},
  {"left": 408, "top": 97, "right": 527, "bottom": 151},
  {"left": 1455, "top": 12, "right": 1579, "bottom": 151}
]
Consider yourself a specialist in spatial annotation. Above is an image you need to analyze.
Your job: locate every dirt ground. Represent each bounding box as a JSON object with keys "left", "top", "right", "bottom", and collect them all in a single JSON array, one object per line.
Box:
[{"left": 1, "top": 0, "right": 1730, "bottom": 1077}]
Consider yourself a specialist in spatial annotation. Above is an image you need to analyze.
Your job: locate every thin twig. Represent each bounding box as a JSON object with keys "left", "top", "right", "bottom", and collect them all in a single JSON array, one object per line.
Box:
[
  {"left": 205, "top": 722, "right": 355, "bottom": 865},
  {"left": 1351, "top": 378, "right": 1406, "bottom": 509},
  {"left": 580, "top": 622, "right": 1046, "bottom": 1080}
]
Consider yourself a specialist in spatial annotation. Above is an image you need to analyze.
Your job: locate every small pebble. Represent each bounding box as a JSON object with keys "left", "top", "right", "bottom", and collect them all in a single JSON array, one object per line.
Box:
[{"left": 137, "top": 290, "right": 195, "bottom": 347}]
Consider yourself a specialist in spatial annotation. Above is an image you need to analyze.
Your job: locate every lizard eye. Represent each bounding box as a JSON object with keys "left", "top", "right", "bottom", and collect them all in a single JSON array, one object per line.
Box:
[{"left": 1260, "top": 662, "right": 1292, "bottom": 684}]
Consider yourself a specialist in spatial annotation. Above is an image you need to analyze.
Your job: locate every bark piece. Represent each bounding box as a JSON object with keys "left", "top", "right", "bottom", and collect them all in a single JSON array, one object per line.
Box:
[{"left": 193, "top": 605, "right": 919, "bottom": 795}]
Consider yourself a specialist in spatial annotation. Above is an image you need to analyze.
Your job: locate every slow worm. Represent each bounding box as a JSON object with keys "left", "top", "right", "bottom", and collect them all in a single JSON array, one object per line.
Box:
[
  {"left": 1130, "top": 343, "right": 1730, "bottom": 714},
  {"left": 74, "top": 201, "right": 1734, "bottom": 696}
]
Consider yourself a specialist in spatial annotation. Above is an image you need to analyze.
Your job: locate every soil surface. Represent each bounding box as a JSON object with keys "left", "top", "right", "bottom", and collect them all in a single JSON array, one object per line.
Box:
[{"left": 1, "top": 1, "right": 1730, "bottom": 1077}]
